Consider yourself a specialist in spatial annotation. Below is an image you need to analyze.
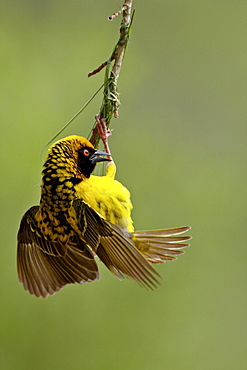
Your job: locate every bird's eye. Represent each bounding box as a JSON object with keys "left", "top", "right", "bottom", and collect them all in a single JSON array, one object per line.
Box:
[{"left": 83, "top": 149, "right": 90, "bottom": 156}]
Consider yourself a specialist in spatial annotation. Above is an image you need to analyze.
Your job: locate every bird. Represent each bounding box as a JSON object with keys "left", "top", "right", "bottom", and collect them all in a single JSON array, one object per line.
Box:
[{"left": 17, "top": 118, "right": 191, "bottom": 298}]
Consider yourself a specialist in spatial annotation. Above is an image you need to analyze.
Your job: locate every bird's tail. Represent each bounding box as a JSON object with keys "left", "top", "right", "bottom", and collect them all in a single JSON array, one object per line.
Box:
[{"left": 131, "top": 226, "right": 191, "bottom": 264}]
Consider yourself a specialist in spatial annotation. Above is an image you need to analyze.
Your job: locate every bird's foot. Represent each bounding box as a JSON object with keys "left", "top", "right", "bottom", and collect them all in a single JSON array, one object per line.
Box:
[{"left": 95, "top": 115, "right": 112, "bottom": 160}]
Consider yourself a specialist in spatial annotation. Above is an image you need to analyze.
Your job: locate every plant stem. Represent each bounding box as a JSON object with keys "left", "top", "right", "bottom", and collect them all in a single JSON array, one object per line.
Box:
[{"left": 89, "top": 0, "right": 134, "bottom": 147}]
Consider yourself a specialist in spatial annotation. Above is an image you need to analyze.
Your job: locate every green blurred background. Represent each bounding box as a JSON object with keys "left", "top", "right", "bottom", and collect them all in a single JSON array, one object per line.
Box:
[{"left": 1, "top": 1, "right": 246, "bottom": 369}]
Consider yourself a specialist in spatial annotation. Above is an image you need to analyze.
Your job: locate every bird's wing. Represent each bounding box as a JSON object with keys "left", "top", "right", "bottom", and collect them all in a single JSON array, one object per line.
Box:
[
  {"left": 132, "top": 227, "right": 192, "bottom": 264},
  {"left": 17, "top": 206, "right": 99, "bottom": 298},
  {"left": 73, "top": 199, "right": 161, "bottom": 289}
]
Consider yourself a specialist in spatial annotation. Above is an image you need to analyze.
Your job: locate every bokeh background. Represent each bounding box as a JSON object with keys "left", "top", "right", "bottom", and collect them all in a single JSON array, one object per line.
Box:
[{"left": 1, "top": 1, "right": 246, "bottom": 369}]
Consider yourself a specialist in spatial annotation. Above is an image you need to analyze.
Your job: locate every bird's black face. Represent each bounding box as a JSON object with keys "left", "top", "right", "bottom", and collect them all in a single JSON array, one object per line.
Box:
[{"left": 78, "top": 146, "right": 111, "bottom": 178}]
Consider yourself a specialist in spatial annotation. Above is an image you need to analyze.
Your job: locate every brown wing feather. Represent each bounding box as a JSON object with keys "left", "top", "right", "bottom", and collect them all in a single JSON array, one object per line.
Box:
[
  {"left": 132, "top": 227, "right": 191, "bottom": 264},
  {"left": 17, "top": 206, "right": 99, "bottom": 298},
  {"left": 73, "top": 199, "right": 161, "bottom": 289}
]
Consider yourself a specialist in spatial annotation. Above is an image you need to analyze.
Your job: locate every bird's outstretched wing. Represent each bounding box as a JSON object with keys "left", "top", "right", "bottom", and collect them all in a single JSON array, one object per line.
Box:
[
  {"left": 73, "top": 199, "right": 161, "bottom": 290},
  {"left": 17, "top": 206, "right": 99, "bottom": 298},
  {"left": 132, "top": 227, "right": 191, "bottom": 264}
]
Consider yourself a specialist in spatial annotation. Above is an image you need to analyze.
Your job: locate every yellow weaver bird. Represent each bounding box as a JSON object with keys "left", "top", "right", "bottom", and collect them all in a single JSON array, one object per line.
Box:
[{"left": 17, "top": 120, "right": 191, "bottom": 297}]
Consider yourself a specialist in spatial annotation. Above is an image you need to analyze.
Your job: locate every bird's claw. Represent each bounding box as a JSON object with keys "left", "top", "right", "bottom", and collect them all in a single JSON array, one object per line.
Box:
[{"left": 95, "top": 115, "right": 112, "bottom": 160}]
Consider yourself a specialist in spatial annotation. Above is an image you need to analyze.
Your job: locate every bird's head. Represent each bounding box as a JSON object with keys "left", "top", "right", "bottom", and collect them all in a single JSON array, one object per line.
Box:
[{"left": 43, "top": 135, "right": 111, "bottom": 182}]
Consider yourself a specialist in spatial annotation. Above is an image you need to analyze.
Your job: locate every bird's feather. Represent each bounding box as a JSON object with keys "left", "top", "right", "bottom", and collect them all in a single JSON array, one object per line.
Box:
[
  {"left": 17, "top": 206, "right": 99, "bottom": 298},
  {"left": 132, "top": 227, "right": 191, "bottom": 263},
  {"left": 73, "top": 199, "right": 161, "bottom": 289}
]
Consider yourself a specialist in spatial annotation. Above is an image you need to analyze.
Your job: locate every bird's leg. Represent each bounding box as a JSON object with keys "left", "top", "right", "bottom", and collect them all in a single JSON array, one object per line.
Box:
[{"left": 95, "top": 115, "right": 112, "bottom": 161}]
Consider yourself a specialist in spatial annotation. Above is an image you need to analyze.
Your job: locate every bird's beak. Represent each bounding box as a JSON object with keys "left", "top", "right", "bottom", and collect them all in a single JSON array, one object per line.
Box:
[{"left": 90, "top": 149, "right": 112, "bottom": 164}]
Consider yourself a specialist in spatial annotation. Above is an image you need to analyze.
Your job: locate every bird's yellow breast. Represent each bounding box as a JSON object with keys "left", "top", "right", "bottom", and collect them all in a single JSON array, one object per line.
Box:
[{"left": 75, "top": 163, "right": 134, "bottom": 232}]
